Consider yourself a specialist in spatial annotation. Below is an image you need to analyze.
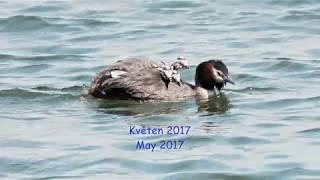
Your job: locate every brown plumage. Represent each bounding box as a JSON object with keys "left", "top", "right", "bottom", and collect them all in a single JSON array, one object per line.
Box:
[{"left": 89, "top": 58, "right": 234, "bottom": 101}]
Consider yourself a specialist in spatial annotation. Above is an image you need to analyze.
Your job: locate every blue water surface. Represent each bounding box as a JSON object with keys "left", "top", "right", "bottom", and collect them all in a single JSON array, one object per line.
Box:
[{"left": 0, "top": 0, "right": 320, "bottom": 179}]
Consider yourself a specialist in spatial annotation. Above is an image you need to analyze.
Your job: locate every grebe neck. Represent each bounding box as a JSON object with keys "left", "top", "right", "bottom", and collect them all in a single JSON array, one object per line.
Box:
[{"left": 195, "top": 86, "right": 209, "bottom": 100}]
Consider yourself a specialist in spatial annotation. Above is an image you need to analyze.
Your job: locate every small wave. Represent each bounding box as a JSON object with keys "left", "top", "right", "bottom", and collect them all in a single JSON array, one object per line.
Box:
[
  {"left": 34, "top": 85, "right": 85, "bottom": 96},
  {"left": 246, "top": 96, "right": 320, "bottom": 110},
  {"left": 285, "top": 70, "right": 320, "bottom": 79},
  {"left": 145, "top": 1, "right": 202, "bottom": 14},
  {"left": 78, "top": 18, "right": 119, "bottom": 26},
  {"left": 146, "top": 24, "right": 180, "bottom": 30},
  {"left": 19, "top": 5, "right": 69, "bottom": 13},
  {"left": 0, "top": 54, "right": 15, "bottom": 60},
  {"left": 67, "top": 34, "right": 116, "bottom": 43},
  {"left": 256, "top": 122, "right": 287, "bottom": 128},
  {"left": 0, "top": 15, "right": 51, "bottom": 32},
  {"left": 0, "top": 88, "right": 52, "bottom": 98},
  {"left": 280, "top": 10, "right": 320, "bottom": 22},
  {"left": 146, "top": 1, "right": 203, "bottom": 9},
  {"left": 89, "top": 157, "right": 228, "bottom": 174},
  {"left": 258, "top": 60, "right": 315, "bottom": 73},
  {"left": 0, "top": 86, "right": 83, "bottom": 99},
  {"left": 270, "top": 0, "right": 319, "bottom": 6},
  {"left": 230, "top": 87, "right": 278, "bottom": 93},
  {"left": 32, "top": 85, "right": 83, "bottom": 92},
  {"left": 0, "top": 54, "right": 88, "bottom": 62},
  {"left": 233, "top": 73, "right": 271, "bottom": 82},
  {"left": 34, "top": 176, "right": 84, "bottom": 180},
  {"left": 223, "top": 136, "right": 271, "bottom": 145},
  {"left": 0, "top": 138, "right": 45, "bottom": 149},
  {"left": 14, "top": 64, "right": 52, "bottom": 74},
  {"left": 298, "top": 128, "right": 320, "bottom": 137},
  {"left": 163, "top": 167, "right": 320, "bottom": 180},
  {"left": 67, "top": 29, "right": 148, "bottom": 42}
]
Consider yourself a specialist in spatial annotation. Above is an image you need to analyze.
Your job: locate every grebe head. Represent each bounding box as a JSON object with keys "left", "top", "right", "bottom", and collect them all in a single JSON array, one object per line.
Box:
[{"left": 195, "top": 60, "right": 234, "bottom": 91}]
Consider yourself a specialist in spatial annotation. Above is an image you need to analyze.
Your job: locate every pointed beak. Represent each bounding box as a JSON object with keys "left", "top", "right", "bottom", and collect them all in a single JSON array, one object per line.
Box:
[{"left": 224, "top": 76, "right": 235, "bottom": 85}]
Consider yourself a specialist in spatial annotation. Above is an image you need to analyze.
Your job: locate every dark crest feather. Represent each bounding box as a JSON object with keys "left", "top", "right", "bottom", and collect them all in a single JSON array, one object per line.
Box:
[{"left": 208, "top": 60, "right": 228, "bottom": 76}]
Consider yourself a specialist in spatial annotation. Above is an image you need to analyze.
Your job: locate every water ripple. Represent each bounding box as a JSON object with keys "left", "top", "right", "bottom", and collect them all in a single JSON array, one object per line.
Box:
[
  {"left": 0, "top": 15, "right": 51, "bottom": 32},
  {"left": 1, "top": 0, "right": 320, "bottom": 179}
]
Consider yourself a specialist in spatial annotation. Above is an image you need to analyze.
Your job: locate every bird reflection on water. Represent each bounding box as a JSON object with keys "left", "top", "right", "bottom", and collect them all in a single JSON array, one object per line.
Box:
[
  {"left": 92, "top": 99, "right": 186, "bottom": 116},
  {"left": 197, "top": 93, "right": 233, "bottom": 115},
  {"left": 90, "top": 92, "right": 232, "bottom": 116}
]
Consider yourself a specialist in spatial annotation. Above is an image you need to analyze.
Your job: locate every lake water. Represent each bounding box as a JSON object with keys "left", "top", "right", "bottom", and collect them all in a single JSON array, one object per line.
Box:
[{"left": 1, "top": 0, "right": 320, "bottom": 179}]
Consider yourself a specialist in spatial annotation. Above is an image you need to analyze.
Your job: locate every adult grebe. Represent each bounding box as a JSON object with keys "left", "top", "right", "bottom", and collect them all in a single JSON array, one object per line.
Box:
[{"left": 89, "top": 57, "right": 234, "bottom": 101}]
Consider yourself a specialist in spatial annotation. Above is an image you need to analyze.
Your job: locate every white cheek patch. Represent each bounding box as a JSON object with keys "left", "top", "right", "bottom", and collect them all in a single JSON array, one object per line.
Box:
[
  {"left": 110, "top": 70, "right": 127, "bottom": 78},
  {"left": 212, "top": 68, "right": 224, "bottom": 83}
]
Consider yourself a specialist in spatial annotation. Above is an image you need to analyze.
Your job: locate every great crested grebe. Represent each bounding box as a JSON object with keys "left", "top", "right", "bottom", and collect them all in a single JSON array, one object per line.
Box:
[{"left": 89, "top": 57, "right": 234, "bottom": 101}]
